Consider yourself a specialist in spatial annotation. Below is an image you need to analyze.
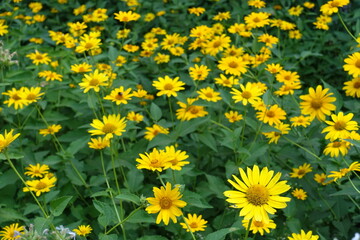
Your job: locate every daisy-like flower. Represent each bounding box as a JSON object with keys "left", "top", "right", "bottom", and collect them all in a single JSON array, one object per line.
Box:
[
  {"left": 225, "top": 111, "right": 243, "bottom": 123},
  {"left": 218, "top": 56, "right": 248, "bottom": 76},
  {"left": 136, "top": 148, "right": 171, "bottom": 172},
  {"left": 343, "top": 77, "right": 360, "bottom": 98},
  {"left": 176, "top": 98, "right": 208, "bottom": 121},
  {"left": 213, "top": 11, "right": 231, "bottom": 21},
  {"left": 290, "top": 115, "right": 312, "bottom": 127},
  {"left": 204, "top": 35, "right": 231, "bottom": 56},
  {"left": 71, "top": 62, "right": 92, "bottom": 73},
  {"left": 275, "top": 70, "right": 300, "bottom": 84},
  {"left": 144, "top": 124, "right": 169, "bottom": 141},
  {"left": 126, "top": 111, "right": 144, "bottom": 122},
  {"left": 152, "top": 76, "right": 185, "bottom": 97},
  {"left": 328, "top": 168, "right": 349, "bottom": 181},
  {"left": 299, "top": 85, "right": 336, "bottom": 121},
  {"left": 231, "top": 82, "right": 263, "bottom": 106},
  {"left": 288, "top": 229, "right": 319, "bottom": 240},
  {"left": 23, "top": 176, "right": 57, "bottom": 197},
  {"left": 197, "top": 87, "right": 222, "bottom": 102},
  {"left": 248, "top": 0, "right": 266, "bottom": 9},
  {"left": 242, "top": 218, "right": 276, "bottom": 236},
  {"left": 343, "top": 52, "right": 360, "bottom": 77},
  {"left": 75, "top": 34, "right": 102, "bottom": 53},
  {"left": 114, "top": 11, "right": 141, "bottom": 22},
  {"left": 290, "top": 163, "right": 312, "bottom": 179},
  {"left": 244, "top": 12, "right": 271, "bottom": 29},
  {"left": 89, "top": 114, "right": 126, "bottom": 138},
  {"left": 320, "top": 0, "right": 350, "bottom": 15},
  {"left": 0, "top": 129, "right": 20, "bottom": 152},
  {"left": 2, "top": 88, "right": 28, "bottom": 110},
  {"left": 189, "top": 64, "right": 211, "bottom": 81},
  {"left": 188, "top": 7, "right": 206, "bottom": 16},
  {"left": 321, "top": 112, "right": 358, "bottom": 141},
  {"left": 19, "top": 87, "right": 44, "bottom": 104},
  {"left": 103, "top": 86, "right": 133, "bottom": 105},
  {"left": 24, "top": 163, "right": 49, "bottom": 178},
  {"left": 88, "top": 137, "right": 110, "bottom": 150},
  {"left": 224, "top": 165, "right": 291, "bottom": 223},
  {"left": 73, "top": 225, "right": 92, "bottom": 237},
  {"left": 164, "top": 145, "right": 190, "bottom": 171},
  {"left": 256, "top": 104, "right": 286, "bottom": 126},
  {"left": 348, "top": 161, "right": 360, "bottom": 172},
  {"left": 79, "top": 69, "right": 109, "bottom": 93},
  {"left": 0, "top": 223, "right": 24, "bottom": 240},
  {"left": 146, "top": 182, "right": 187, "bottom": 225},
  {"left": 214, "top": 74, "right": 239, "bottom": 87},
  {"left": 258, "top": 33, "right": 278, "bottom": 48},
  {"left": 265, "top": 63, "right": 283, "bottom": 74},
  {"left": 180, "top": 213, "right": 208, "bottom": 232},
  {"left": 323, "top": 140, "right": 350, "bottom": 157},
  {"left": 154, "top": 53, "right": 170, "bottom": 64},
  {"left": 263, "top": 123, "right": 291, "bottom": 144},
  {"left": 38, "top": 70, "right": 63, "bottom": 81},
  {"left": 314, "top": 173, "right": 328, "bottom": 185},
  {"left": 288, "top": 6, "right": 304, "bottom": 16},
  {"left": 26, "top": 50, "right": 51, "bottom": 65},
  {"left": 291, "top": 188, "right": 307, "bottom": 200},
  {"left": 39, "top": 124, "right": 62, "bottom": 136}
]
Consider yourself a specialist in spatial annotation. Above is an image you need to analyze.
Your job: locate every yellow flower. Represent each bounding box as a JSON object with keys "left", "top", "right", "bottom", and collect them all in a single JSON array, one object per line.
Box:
[
  {"left": 328, "top": 168, "right": 349, "bottom": 181},
  {"left": 321, "top": 112, "right": 358, "bottom": 141},
  {"left": 146, "top": 182, "right": 187, "bottom": 225},
  {"left": 114, "top": 11, "right": 141, "bottom": 22},
  {"left": 39, "top": 124, "right": 62, "bottom": 136},
  {"left": 290, "top": 115, "right": 312, "bottom": 127},
  {"left": 164, "top": 145, "right": 190, "bottom": 171},
  {"left": 256, "top": 104, "right": 286, "bottom": 126},
  {"left": 214, "top": 74, "right": 239, "bottom": 87},
  {"left": 288, "top": 229, "right": 319, "bottom": 240},
  {"left": 291, "top": 188, "right": 307, "bottom": 200},
  {"left": 73, "top": 225, "right": 92, "bottom": 237},
  {"left": 323, "top": 140, "right": 350, "bottom": 157},
  {"left": 89, "top": 114, "right": 126, "bottom": 139},
  {"left": 314, "top": 173, "right": 329, "bottom": 185},
  {"left": 265, "top": 63, "right": 283, "bottom": 74},
  {"left": 248, "top": 0, "right": 266, "bottom": 9},
  {"left": 104, "top": 86, "right": 133, "bottom": 105},
  {"left": 88, "top": 137, "right": 110, "bottom": 150},
  {"left": 79, "top": 69, "right": 109, "bottom": 93},
  {"left": 288, "top": 6, "right": 304, "bottom": 16},
  {"left": 275, "top": 70, "right": 300, "bottom": 84},
  {"left": 152, "top": 76, "right": 185, "bottom": 97},
  {"left": 188, "top": 7, "right": 206, "bottom": 16},
  {"left": 231, "top": 82, "right": 263, "bottom": 106},
  {"left": 71, "top": 62, "right": 92, "bottom": 73},
  {"left": 348, "top": 161, "right": 360, "bottom": 172},
  {"left": 262, "top": 123, "right": 290, "bottom": 144},
  {"left": 343, "top": 77, "right": 360, "bottom": 98},
  {"left": 244, "top": 12, "right": 271, "bottom": 29},
  {"left": 38, "top": 70, "right": 63, "bottom": 81},
  {"left": 197, "top": 87, "right": 222, "bottom": 102},
  {"left": 225, "top": 111, "right": 243, "bottom": 123},
  {"left": 218, "top": 56, "right": 248, "bottom": 76},
  {"left": 75, "top": 34, "right": 102, "bottom": 53},
  {"left": 343, "top": 52, "right": 360, "bottom": 77},
  {"left": 299, "top": 85, "right": 336, "bottom": 121},
  {"left": 176, "top": 98, "right": 208, "bottom": 121},
  {"left": 126, "top": 111, "right": 144, "bottom": 122},
  {"left": 189, "top": 64, "right": 211, "bottom": 81},
  {"left": 0, "top": 223, "right": 24, "bottom": 240},
  {"left": 153, "top": 53, "right": 170, "bottom": 64},
  {"left": 204, "top": 34, "right": 231, "bottom": 56},
  {"left": 224, "top": 165, "right": 291, "bottom": 223},
  {"left": 26, "top": 50, "right": 51, "bottom": 65},
  {"left": 23, "top": 176, "right": 57, "bottom": 197},
  {"left": 0, "top": 129, "right": 20, "bottom": 152},
  {"left": 2, "top": 88, "right": 28, "bottom": 110},
  {"left": 24, "top": 163, "right": 50, "bottom": 178},
  {"left": 320, "top": 0, "right": 349, "bottom": 15},
  {"left": 290, "top": 163, "right": 312, "bottom": 179},
  {"left": 213, "top": 11, "right": 231, "bottom": 21},
  {"left": 242, "top": 218, "right": 276, "bottom": 236},
  {"left": 144, "top": 124, "right": 169, "bottom": 141},
  {"left": 180, "top": 213, "right": 208, "bottom": 232},
  {"left": 258, "top": 33, "right": 278, "bottom": 48}
]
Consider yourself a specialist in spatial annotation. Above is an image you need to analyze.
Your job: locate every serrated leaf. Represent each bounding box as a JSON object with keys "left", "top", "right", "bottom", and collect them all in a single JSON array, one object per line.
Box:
[{"left": 50, "top": 196, "right": 73, "bottom": 217}]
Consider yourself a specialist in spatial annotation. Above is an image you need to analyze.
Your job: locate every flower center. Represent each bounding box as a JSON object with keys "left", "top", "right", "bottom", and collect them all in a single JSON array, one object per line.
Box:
[
  {"left": 189, "top": 106, "right": 199, "bottom": 114},
  {"left": 102, "top": 123, "right": 117, "bottom": 134},
  {"left": 36, "top": 181, "right": 48, "bottom": 190},
  {"left": 253, "top": 220, "right": 264, "bottom": 227},
  {"left": 85, "top": 42, "right": 94, "bottom": 49},
  {"left": 241, "top": 91, "right": 252, "bottom": 99},
  {"left": 160, "top": 197, "right": 172, "bottom": 209},
  {"left": 266, "top": 110, "right": 275, "bottom": 118},
  {"left": 246, "top": 184, "right": 269, "bottom": 206},
  {"left": 89, "top": 78, "right": 99, "bottom": 86},
  {"left": 355, "top": 60, "right": 360, "bottom": 68},
  {"left": 253, "top": 17, "right": 260, "bottom": 23},
  {"left": 27, "top": 93, "right": 36, "bottom": 100},
  {"left": 228, "top": 61, "right": 238, "bottom": 68},
  {"left": 36, "top": 55, "right": 44, "bottom": 60},
  {"left": 310, "top": 99, "right": 322, "bottom": 109},
  {"left": 354, "top": 81, "right": 360, "bottom": 89},
  {"left": 205, "top": 92, "right": 213, "bottom": 98},
  {"left": 297, "top": 169, "right": 305, "bottom": 175},
  {"left": 213, "top": 40, "right": 221, "bottom": 48},
  {"left": 333, "top": 121, "right": 346, "bottom": 131},
  {"left": 189, "top": 222, "right": 198, "bottom": 228},
  {"left": 164, "top": 83, "right": 174, "bottom": 90},
  {"left": 332, "top": 142, "right": 341, "bottom": 148},
  {"left": 116, "top": 92, "right": 124, "bottom": 100},
  {"left": 12, "top": 94, "right": 21, "bottom": 100}
]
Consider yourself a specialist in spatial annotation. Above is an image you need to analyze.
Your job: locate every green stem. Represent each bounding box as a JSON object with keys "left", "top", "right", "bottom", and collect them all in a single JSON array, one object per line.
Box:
[
  {"left": 244, "top": 218, "right": 252, "bottom": 240},
  {"left": 110, "top": 140, "right": 121, "bottom": 194},
  {"left": 168, "top": 97, "right": 174, "bottom": 125},
  {"left": 348, "top": 176, "right": 360, "bottom": 194},
  {"left": 156, "top": 171, "right": 166, "bottom": 187},
  {"left": 283, "top": 136, "right": 322, "bottom": 161},
  {"left": 181, "top": 214, "right": 197, "bottom": 240},
  {"left": 105, "top": 206, "right": 143, "bottom": 235},
  {"left": 337, "top": 12, "right": 358, "bottom": 42},
  {"left": 210, "top": 120, "right": 232, "bottom": 132}
]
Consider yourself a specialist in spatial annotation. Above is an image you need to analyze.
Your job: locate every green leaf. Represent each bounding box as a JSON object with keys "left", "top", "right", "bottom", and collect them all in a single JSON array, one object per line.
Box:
[
  {"left": 182, "top": 191, "right": 213, "bottom": 209},
  {"left": 0, "top": 152, "right": 24, "bottom": 160},
  {"left": 205, "top": 227, "right": 240, "bottom": 240},
  {"left": 0, "top": 208, "right": 27, "bottom": 224},
  {"left": 150, "top": 102, "right": 162, "bottom": 121},
  {"left": 115, "top": 193, "right": 140, "bottom": 205},
  {"left": 126, "top": 210, "right": 155, "bottom": 224},
  {"left": 50, "top": 196, "right": 73, "bottom": 217},
  {"left": 205, "top": 174, "right": 228, "bottom": 198},
  {"left": 344, "top": 139, "right": 360, "bottom": 148},
  {"left": 198, "top": 132, "right": 218, "bottom": 152},
  {"left": 34, "top": 216, "right": 53, "bottom": 233},
  {"left": 99, "top": 233, "right": 118, "bottom": 240},
  {"left": 138, "top": 236, "right": 168, "bottom": 240},
  {"left": 66, "top": 136, "right": 89, "bottom": 155}
]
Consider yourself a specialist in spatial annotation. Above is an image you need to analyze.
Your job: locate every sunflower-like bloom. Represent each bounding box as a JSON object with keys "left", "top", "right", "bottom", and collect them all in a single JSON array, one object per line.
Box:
[
  {"left": 321, "top": 112, "right": 358, "bottom": 141},
  {"left": 244, "top": 12, "right": 271, "bottom": 29},
  {"left": 343, "top": 52, "right": 360, "bottom": 77},
  {"left": 164, "top": 145, "right": 190, "bottom": 171},
  {"left": 114, "top": 11, "right": 141, "bottom": 22},
  {"left": 88, "top": 137, "right": 110, "bottom": 150},
  {"left": 73, "top": 225, "right": 92, "bottom": 237},
  {"left": 291, "top": 188, "right": 307, "bottom": 200},
  {"left": 89, "top": 114, "right": 126, "bottom": 138},
  {"left": 39, "top": 124, "right": 62, "bottom": 136},
  {"left": 136, "top": 148, "right": 172, "bottom": 172},
  {"left": 24, "top": 163, "right": 50, "bottom": 178},
  {"left": 0, "top": 129, "right": 20, "bottom": 152},
  {"left": 290, "top": 163, "right": 312, "bottom": 179},
  {"left": 231, "top": 82, "right": 263, "bottom": 106},
  {"left": 23, "top": 176, "right": 57, "bottom": 197},
  {"left": 256, "top": 104, "right": 286, "bottom": 126},
  {"left": 144, "top": 124, "right": 169, "bottom": 141},
  {"left": 242, "top": 218, "right": 276, "bottom": 236},
  {"left": 323, "top": 140, "right": 350, "bottom": 157},
  {"left": 176, "top": 98, "right": 208, "bottom": 121},
  {"left": 146, "top": 182, "right": 187, "bottom": 225},
  {"left": 0, "top": 223, "right": 24, "bottom": 240},
  {"left": 288, "top": 229, "right": 319, "bottom": 240},
  {"left": 189, "top": 64, "right": 211, "bottom": 81},
  {"left": 299, "top": 85, "right": 336, "bottom": 121},
  {"left": 218, "top": 56, "right": 248, "bottom": 76},
  {"left": 79, "top": 69, "right": 109, "bottom": 93},
  {"left": 224, "top": 165, "right": 291, "bottom": 223},
  {"left": 225, "top": 111, "right": 243, "bottom": 123},
  {"left": 197, "top": 87, "right": 222, "bottom": 102},
  {"left": 180, "top": 213, "right": 208, "bottom": 232},
  {"left": 26, "top": 50, "right": 51, "bottom": 65},
  {"left": 343, "top": 77, "right": 360, "bottom": 98},
  {"left": 152, "top": 76, "right": 185, "bottom": 97},
  {"left": 103, "top": 86, "right": 133, "bottom": 105}
]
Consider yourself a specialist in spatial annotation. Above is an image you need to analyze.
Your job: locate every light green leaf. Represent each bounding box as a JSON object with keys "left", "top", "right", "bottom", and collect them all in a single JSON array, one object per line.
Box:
[
  {"left": 150, "top": 102, "right": 162, "bottom": 121},
  {"left": 205, "top": 227, "right": 240, "bottom": 240},
  {"left": 50, "top": 196, "right": 73, "bottom": 217},
  {"left": 115, "top": 193, "right": 140, "bottom": 205}
]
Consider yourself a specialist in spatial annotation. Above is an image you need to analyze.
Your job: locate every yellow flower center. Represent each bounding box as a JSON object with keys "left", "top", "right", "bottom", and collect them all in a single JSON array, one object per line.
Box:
[
  {"left": 246, "top": 184, "right": 269, "bottom": 206},
  {"left": 189, "top": 106, "right": 199, "bottom": 114},
  {"left": 116, "top": 92, "right": 124, "bottom": 100},
  {"left": 159, "top": 197, "right": 172, "bottom": 209},
  {"left": 310, "top": 99, "right": 322, "bottom": 109},
  {"left": 164, "top": 83, "right": 174, "bottom": 90},
  {"left": 354, "top": 81, "right": 360, "bottom": 89},
  {"left": 332, "top": 142, "right": 341, "bottom": 148},
  {"left": 284, "top": 75, "right": 291, "bottom": 81},
  {"left": 253, "top": 17, "right": 261, "bottom": 23},
  {"left": 228, "top": 61, "right": 238, "bottom": 68},
  {"left": 189, "top": 222, "right": 198, "bottom": 228},
  {"left": 213, "top": 40, "right": 222, "bottom": 48},
  {"left": 333, "top": 121, "right": 346, "bottom": 131},
  {"left": 36, "top": 181, "right": 48, "bottom": 190},
  {"left": 241, "top": 91, "right": 252, "bottom": 99},
  {"left": 12, "top": 94, "right": 21, "bottom": 100},
  {"left": 355, "top": 59, "right": 360, "bottom": 68},
  {"left": 253, "top": 220, "right": 264, "bottom": 227},
  {"left": 102, "top": 123, "right": 117, "bottom": 134},
  {"left": 35, "top": 55, "right": 44, "bottom": 60},
  {"left": 205, "top": 92, "right": 213, "bottom": 98},
  {"left": 89, "top": 78, "right": 99, "bottom": 86},
  {"left": 27, "top": 93, "right": 36, "bottom": 100},
  {"left": 266, "top": 110, "right": 275, "bottom": 118},
  {"left": 297, "top": 169, "right": 305, "bottom": 175},
  {"left": 84, "top": 42, "right": 94, "bottom": 49}
]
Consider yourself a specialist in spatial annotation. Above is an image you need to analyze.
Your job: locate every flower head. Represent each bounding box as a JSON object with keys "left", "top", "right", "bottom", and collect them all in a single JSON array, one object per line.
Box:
[
  {"left": 321, "top": 112, "right": 358, "bottom": 141},
  {"left": 89, "top": 114, "right": 126, "bottom": 139},
  {"left": 343, "top": 52, "right": 360, "bottom": 77},
  {"left": 231, "top": 82, "right": 263, "bottom": 106},
  {"left": 0, "top": 129, "right": 20, "bottom": 152},
  {"left": 152, "top": 76, "right": 185, "bottom": 97},
  {"left": 24, "top": 163, "right": 50, "bottom": 178},
  {"left": 88, "top": 137, "right": 110, "bottom": 150},
  {"left": 180, "top": 213, "right": 208, "bottom": 232},
  {"left": 79, "top": 69, "right": 108, "bottom": 93},
  {"left": 291, "top": 188, "right": 307, "bottom": 200},
  {"left": 136, "top": 148, "right": 171, "bottom": 172},
  {"left": 288, "top": 229, "right": 319, "bottom": 240},
  {"left": 103, "top": 86, "right": 133, "bottom": 105},
  {"left": 39, "top": 124, "right": 62, "bottom": 136},
  {"left": 290, "top": 163, "right": 312, "bottom": 179},
  {"left": 0, "top": 223, "right": 24, "bottom": 240},
  {"left": 23, "top": 176, "right": 57, "bottom": 196},
  {"left": 144, "top": 124, "right": 169, "bottom": 141},
  {"left": 242, "top": 218, "right": 276, "bottom": 236},
  {"left": 73, "top": 225, "right": 92, "bottom": 237},
  {"left": 164, "top": 145, "right": 190, "bottom": 171}
]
